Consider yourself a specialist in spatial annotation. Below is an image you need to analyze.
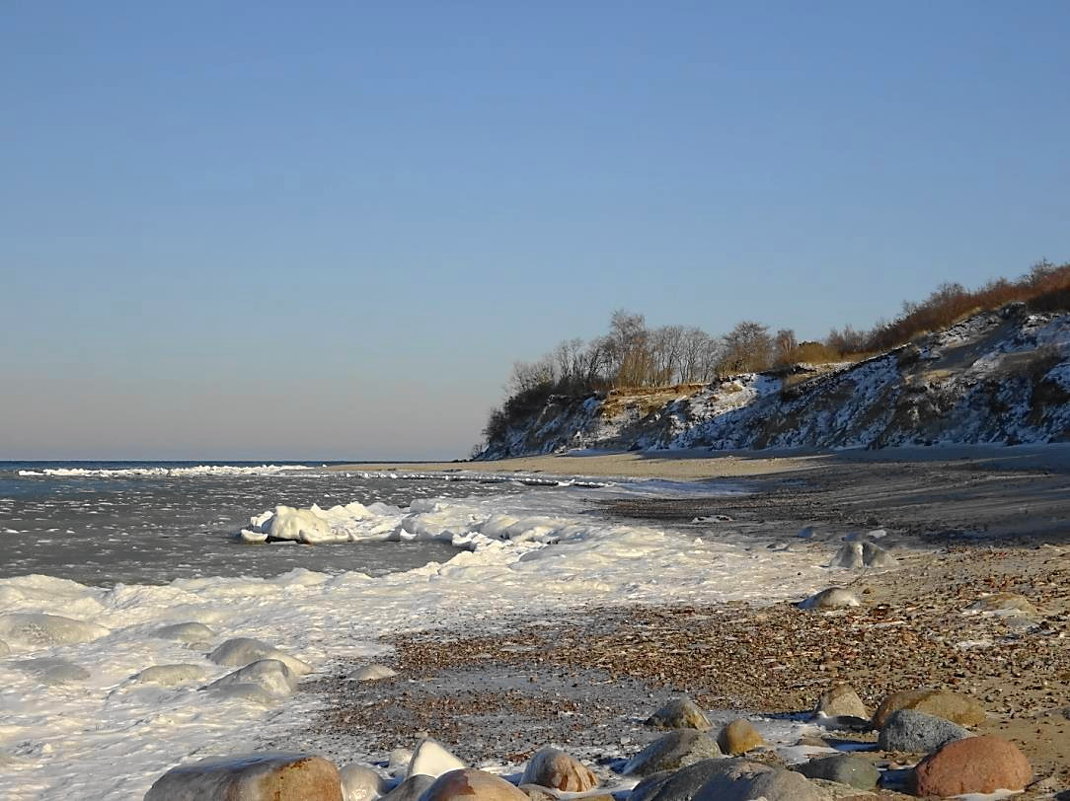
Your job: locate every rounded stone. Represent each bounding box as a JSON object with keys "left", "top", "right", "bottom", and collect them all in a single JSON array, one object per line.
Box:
[
  {"left": 912, "top": 735, "right": 1032, "bottom": 797},
  {"left": 716, "top": 719, "right": 764, "bottom": 756},
  {"left": 815, "top": 684, "right": 868, "bottom": 719},
  {"left": 878, "top": 709, "right": 970, "bottom": 753},
  {"left": 799, "top": 587, "right": 860, "bottom": 610},
  {"left": 645, "top": 697, "right": 712, "bottom": 731},
  {"left": 794, "top": 755, "right": 880, "bottom": 790},
  {"left": 519, "top": 747, "right": 596, "bottom": 792},
  {"left": 873, "top": 688, "right": 986, "bottom": 728},
  {"left": 622, "top": 730, "right": 722, "bottom": 777},
  {"left": 418, "top": 769, "right": 528, "bottom": 801},
  {"left": 144, "top": 753, "right": 342, "bottom": 801}
]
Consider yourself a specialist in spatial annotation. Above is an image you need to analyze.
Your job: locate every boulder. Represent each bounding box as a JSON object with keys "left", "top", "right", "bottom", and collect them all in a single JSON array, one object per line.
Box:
[
  {"left": 799, "top": 588, "right": 860, "bottom": 610},
  {"left": 630, "top": 760, "right": 731, "bottom": 801},
  {"left": 794, "top": 754, "right": 880, "bottom": 790},
  {"left": 873, "top": 688, "right": 985, "bottom": 728},
  {"left": 353, "top": 664, "right": 398, "bottom": 682},
  {"left": 16, "top": 657, "right": 90, "bottom": 685},
  {"left": 132, "top": 664, "right": 206, "bottom": 687},
  {"left": 0, "top": 612, "right": 110, "bottom": 647},
  {"left": 144, "top": 752, "right": 342, "bottom": 801},
  {"left": 204, "top": 659, "right": 298, "bottom": 699},
  {"left": 878, "top": 709, "right": 970, "bottom": 753},
  {"left": 417, "top": 769, "right": 528, "bottom": 801},
  {"left": 645, "top": 697, "right": 712, "bottom": 731},
  {"left": 912, "top": 735, "right": 1032, "bottom": 797},
  {"left": 155, "top": 621, "right": 215, "bottom": 643},
  {"left": 691, "top": 759, "right": 823, "bottom": 801},
  {"left": 339, "top": 764, "right": 385, "bottom": 801},
  {"left": 208, "top": 637, "right": 312, "bottom": 676},
  {"left": 383, "top": 774, "right": 435, "bottom": 801},
  {"left": 409, "top": 739, "right": 465, "bottom": 779},
  {"left": 520, "top": 747, "right": 596, "bottom": 792},
  {"left": 622, "top": 729, "right": 722, "bottom": 776},
  {"left": 815, "top": 684, "right": 868, "bottom": 719},
  {"left": 716, "top": 719, "right": 764, "bottom": 755}
]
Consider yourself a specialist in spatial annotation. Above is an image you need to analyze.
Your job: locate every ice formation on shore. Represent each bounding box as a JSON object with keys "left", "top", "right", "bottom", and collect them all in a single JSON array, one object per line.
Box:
[{"left": 0, "top": 480, "right": 842, "bottom": 800}]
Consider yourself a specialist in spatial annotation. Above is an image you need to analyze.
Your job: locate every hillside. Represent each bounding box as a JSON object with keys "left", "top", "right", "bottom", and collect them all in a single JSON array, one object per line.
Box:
[{"left": 477, "top": 303, "right": 1070, "bottom": 459}]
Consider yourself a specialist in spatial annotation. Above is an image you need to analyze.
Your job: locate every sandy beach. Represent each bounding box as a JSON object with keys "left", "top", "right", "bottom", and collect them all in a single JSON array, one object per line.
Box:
[{"left": 303, "top": 445, "right": 1070, "bottom": 798}]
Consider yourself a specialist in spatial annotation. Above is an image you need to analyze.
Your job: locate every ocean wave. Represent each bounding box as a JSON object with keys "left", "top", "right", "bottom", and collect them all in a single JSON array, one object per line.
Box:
[{"left": 16, "top": 464, "right": 318, "bottom": 479}]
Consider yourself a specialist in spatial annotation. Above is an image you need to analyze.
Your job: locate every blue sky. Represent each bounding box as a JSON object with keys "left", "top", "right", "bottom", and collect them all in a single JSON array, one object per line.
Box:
[{"left": 2, "top": 1, "right": 1067, "bottom": 460}]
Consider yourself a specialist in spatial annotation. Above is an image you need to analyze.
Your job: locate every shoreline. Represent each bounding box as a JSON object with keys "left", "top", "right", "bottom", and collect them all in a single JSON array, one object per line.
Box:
[{"left": 294, "top": 445, "right": 1070, "bottom": 797}]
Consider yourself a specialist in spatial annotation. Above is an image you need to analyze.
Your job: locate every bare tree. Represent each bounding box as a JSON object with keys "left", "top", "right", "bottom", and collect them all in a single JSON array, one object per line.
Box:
[
  {"left": 720, "top": 321, "right": 773, "bottom": 374},
  {"left": 773, "top": 328, "right": 798, "bottom": 365}
]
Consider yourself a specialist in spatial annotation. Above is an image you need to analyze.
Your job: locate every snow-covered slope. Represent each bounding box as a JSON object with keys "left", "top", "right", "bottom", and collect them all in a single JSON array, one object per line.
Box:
[{"left": 479, "top": 304, "right": 1070, "bottom": 458}]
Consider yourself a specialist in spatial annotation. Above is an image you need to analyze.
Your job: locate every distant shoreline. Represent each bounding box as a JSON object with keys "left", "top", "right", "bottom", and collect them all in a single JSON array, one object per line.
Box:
[{"left": 331, "top": 443, "right": 1070, "bottom": 481}]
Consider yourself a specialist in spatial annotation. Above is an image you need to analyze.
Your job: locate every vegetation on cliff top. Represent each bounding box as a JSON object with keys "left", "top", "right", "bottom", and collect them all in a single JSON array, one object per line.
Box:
[{"left": 483, "top": 261, "right": 1070, "bottom": 446}]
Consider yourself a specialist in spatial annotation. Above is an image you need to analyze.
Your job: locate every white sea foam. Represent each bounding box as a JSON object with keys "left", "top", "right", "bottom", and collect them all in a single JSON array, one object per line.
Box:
[
  {"left": 17, "top": 464, "right": 317, "bottom": 478},
  {"left": 0, "top": 482, "right": 839, "bottom": 800}
]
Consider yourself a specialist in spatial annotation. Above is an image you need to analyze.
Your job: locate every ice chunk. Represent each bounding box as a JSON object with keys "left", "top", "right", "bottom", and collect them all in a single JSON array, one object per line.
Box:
[
  {"left": 0, "top": 612, "right": 110, "bottom": 647},
  {"left": 208, "top": 637, "right": 312, "bottom": 676},
  {"left": 204, "top": 659, "right": 298, "bottom": 699}
]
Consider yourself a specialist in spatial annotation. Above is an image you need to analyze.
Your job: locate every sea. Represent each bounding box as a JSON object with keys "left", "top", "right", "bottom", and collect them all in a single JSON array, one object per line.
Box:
[{"left": 0, "top": 461, "right": 835, "bottom": 799}]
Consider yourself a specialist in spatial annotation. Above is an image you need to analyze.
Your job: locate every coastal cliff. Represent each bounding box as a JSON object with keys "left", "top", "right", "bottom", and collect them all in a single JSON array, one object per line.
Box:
[{"left": 478, "top": 304, "right": 1070, "bottom": 459}]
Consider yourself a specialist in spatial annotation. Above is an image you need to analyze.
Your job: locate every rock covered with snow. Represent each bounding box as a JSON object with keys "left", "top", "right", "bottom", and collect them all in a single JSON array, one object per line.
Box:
[
  {"left": 208, "top": 637, "right": 312, "bottom": 676},
  {"left": 0, "top": 612, "right": 110, "bottom": 647},
  {"left": 204, "top": 658, "right": 299, "bottom": 699},
  {"left": 132, "top": 664, "right": 207, "bottom": 687},
  {"left": 339, "top": 764, "right": 386, "bottom": 801},
  {"left": 408, "top": 738, "right": 466, "bottom": 779},
  {"left": 17, "top": 657, "right": 90, "bottom": 685}
]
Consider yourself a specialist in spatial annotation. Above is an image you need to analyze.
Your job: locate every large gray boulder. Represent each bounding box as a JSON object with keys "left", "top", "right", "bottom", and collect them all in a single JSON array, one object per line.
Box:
[
  {"left": 878, "top": 709, "right": 970, "bottom": 753},
  {"left": 144, "top": 752, "right": 342, "bottom": 800},
  {"left": 622, "top": 730, "right": 722, "bottom": 777},
  {"left": 629, "top": 760, "right": 731, "bottom": 801},
  {"left": 691, "top": 760, "right": 823, "bottom": 801},
  {"left": 794, "top": 754, "right": 880, "bottom": 790}
]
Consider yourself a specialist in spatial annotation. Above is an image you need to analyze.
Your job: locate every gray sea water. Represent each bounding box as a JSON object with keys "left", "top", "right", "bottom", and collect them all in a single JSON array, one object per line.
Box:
[{"left": 0, "top": 462, "right": 561, "bottom": 587}]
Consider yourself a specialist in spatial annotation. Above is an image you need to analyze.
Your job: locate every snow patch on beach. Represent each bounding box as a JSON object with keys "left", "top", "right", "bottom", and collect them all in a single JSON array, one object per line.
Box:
[{"left": 0, "top": 483, "right": 838, "bottom": 800}]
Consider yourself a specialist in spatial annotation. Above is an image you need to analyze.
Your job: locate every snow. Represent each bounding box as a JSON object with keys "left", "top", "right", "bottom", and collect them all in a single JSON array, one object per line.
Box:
[{"left": 0, "top": 481, "right": 844, "bottom": 800}]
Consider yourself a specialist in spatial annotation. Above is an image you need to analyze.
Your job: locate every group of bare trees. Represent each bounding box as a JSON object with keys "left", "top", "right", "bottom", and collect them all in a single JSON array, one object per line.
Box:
[{"left": 507, "top": 310, "right": 793, "bottom": 398}]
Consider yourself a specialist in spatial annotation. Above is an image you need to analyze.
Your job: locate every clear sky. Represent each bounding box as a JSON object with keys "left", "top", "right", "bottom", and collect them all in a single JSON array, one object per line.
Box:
[{"left": 2, "top": 1, "right": 1067, "bottom": 460}]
